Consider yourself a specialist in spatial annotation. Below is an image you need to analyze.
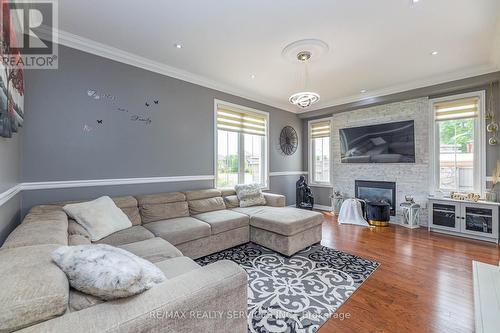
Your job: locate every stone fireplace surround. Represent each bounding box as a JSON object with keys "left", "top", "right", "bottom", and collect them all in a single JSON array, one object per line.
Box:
[{"left": 326, "top": 98, "right": 431, "bottom": 225}]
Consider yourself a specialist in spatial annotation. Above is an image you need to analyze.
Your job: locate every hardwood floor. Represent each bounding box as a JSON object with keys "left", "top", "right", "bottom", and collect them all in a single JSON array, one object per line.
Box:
[{"left": 317, "top": 212, "right": 500, "bottom": 333}]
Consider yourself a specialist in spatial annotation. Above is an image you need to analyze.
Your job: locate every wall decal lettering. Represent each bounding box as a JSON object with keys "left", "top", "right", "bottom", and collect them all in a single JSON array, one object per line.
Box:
[{"left": 131, "top": 115, "right": 152, "bottom": 125}]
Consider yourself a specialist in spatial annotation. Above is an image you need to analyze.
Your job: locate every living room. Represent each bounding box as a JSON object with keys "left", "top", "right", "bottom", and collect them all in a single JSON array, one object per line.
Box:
[{"left": 0, "top": 1, "right": 499, "bottom": 332}]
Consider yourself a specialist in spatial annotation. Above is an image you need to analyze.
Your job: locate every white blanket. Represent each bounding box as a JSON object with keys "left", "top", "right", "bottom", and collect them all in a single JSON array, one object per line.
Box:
[{"left": 338, "top": 199, "right": 370, "bottom": 227}]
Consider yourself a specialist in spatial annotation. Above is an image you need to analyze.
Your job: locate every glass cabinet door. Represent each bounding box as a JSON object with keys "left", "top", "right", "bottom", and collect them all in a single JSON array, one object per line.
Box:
[
  {"left": 431, "top": 203, "right": 459, "bottom": 230},
  {"left": 461, "top": 204, "right": 498, "bottom": 239}
]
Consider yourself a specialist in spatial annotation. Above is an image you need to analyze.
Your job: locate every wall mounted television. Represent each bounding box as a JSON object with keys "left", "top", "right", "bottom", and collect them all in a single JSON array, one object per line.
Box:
[{"left": 339, "top": 120, "right": 415, "bottom": 163}]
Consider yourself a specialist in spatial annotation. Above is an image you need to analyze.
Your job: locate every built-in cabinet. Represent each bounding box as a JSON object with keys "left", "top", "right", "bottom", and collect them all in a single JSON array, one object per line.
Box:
[{"left": 428, "top": 198, "right": 500, "bottom": 243}]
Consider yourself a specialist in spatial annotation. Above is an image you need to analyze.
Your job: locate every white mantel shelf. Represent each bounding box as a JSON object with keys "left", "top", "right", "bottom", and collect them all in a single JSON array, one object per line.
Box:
[{"left": 427, "top": 196, "right": 500, "bottom": 207}]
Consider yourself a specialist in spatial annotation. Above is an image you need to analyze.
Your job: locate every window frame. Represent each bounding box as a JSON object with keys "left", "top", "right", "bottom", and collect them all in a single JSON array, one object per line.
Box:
[
  {"left": 429, "top": 90, "right": 486, "bottom": 196},
  {"left": 214, "top": 99, "right": 269, "bottom": 189},
  {"left": 308, "top": 117, "right": 333, "bottom": 187}
]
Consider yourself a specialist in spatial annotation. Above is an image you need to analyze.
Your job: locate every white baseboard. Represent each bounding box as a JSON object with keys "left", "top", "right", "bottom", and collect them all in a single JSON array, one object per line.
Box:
[{"left": 314, "top": 204, "right": 332, "bottom": 211}]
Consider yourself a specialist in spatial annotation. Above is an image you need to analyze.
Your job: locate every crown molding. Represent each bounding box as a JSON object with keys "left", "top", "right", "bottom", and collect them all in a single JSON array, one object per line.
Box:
[
  {"left": 55, "top": 29, "right": 297, "bottom": 113},
  {"left": 55, "top": 30, "right": 499, "bottom": 116},
  {"left": 299, "top": 64, "right": 500, "bottom": 114}
]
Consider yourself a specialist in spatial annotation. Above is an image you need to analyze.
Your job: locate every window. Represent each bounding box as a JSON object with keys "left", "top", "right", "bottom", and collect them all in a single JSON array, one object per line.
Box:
[
  {"left": 430, "top": 91, "right": 485, "bottom": 195},
  {"left": 215, "top": 100, "right": 268, "bottom": 188},
  {"left": 309, "top": 119, "right": 332, "bottom": 186}
]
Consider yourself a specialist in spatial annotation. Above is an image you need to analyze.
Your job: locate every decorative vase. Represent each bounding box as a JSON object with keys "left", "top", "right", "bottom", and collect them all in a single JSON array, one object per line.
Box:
[
  {"left": 331, "top": 191, "right": 344, "bottom": 216},
  {"left": 485, "top": 190, "right": 497, "bottom": 202}
]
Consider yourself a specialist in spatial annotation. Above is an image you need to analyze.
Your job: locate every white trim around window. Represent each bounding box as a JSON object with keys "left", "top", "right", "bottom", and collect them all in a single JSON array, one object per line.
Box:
[
  {"left": 429, "top": 90, "right": 486, "bottom": 196},
  {"left": 214, "top": 99, "right": 270, "bottom": 189},
  {"left": 308, "top": 117, "right": 333, "bottom": 187}
]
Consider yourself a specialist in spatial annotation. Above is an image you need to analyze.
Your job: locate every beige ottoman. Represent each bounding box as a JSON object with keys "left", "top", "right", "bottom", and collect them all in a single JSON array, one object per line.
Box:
[{"left": 248, "top": 207, "right": 324, "bottom": 256}]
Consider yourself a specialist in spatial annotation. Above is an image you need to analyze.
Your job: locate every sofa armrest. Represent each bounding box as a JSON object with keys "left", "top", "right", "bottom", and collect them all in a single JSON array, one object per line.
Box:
[
  {"left": 20, "top": 260, "right": 248, "bottom": 333},
  {"left": 263, "top": 193, "right": 286, "bottom": 207}
]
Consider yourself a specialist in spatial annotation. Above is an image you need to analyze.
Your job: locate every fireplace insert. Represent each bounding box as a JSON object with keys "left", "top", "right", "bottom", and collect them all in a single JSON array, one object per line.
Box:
[{"left": 355, "top": 180, "right": 396, "bottom": 216}]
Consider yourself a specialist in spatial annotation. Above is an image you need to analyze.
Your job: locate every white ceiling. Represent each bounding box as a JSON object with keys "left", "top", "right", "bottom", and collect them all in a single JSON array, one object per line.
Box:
[{"left": 57, "top": 0, "right": 500, "bottom": 113}]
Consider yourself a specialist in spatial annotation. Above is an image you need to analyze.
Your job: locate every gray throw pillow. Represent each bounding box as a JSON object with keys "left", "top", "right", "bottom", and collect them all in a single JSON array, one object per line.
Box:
[
  {"left": 234, "top": 184, "right": 266, "bottom": 207},
  {"left": 52, "top": 244, "right": 166, "bottom": 300}
]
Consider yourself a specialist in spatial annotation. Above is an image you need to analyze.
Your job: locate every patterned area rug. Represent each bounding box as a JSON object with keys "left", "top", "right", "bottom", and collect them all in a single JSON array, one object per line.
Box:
[{"left": 196, "top": 243, "right": 379, "bottom": 333}]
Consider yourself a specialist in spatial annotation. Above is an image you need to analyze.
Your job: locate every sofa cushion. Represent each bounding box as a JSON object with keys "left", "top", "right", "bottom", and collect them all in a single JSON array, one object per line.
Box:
[
  {"left": 231, "top": 206, "right": 268, "bottom": 216},
  {"left": 188, "top": 197, "right": 226, "bottom": 215},
  {"left": 155, "top": 256, "right": 201, "bottom": 279},
  {"left": 111, "top": 196, "right": 141, "bottom": 226},
  {"left": 69, "top": 234, "right": 91, "bottom": 246},
  {"left": 2, "top": 211, "right": 68, "bottom": 249},
  {"left": 144, "top": 217, "right": 211, "bottom": 245},
  {"left": 249, "top": 207, "right": 324, "bottom": 236},
  {"left": 140, "top": 201, "right": 189, "bottom": 224},
  {"left": 220, "top": 188, "right": 236, "bottom": 197},
  {"left": 194, "top": 210, "right": 249, "bottom": 235},
  {"left": 0, "top": 245, "right": 69, "bottom": 332},
  {"left": 95, "top": 225, "right": 155, "bottom": 246},
  {"left": 29, "top": 196, "right": 141, "bottom": 226},
  {"left": 136, "top": 192, "right": 188, "bottom": 223},
  {"left": 68, "top": 219, "right": 91, "bottom": 239},
  {"left": 118, "top": 237, "right": 182, "bottom": 263},
  {"left": 184, "top": 188, "right": 221, "bottom": 201},
  {"left": 223, "top": 195, "right": 240, "bottom": 208},
  {"left": 68, "top": 289, "right": 104, "bottom": 312},
  {"left": 136, "top": 192, "right": 186, "bottom": 205}
]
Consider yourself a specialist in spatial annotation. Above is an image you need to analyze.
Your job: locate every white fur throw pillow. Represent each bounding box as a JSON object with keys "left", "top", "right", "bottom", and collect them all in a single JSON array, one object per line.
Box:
[
  {"left": 63, "top": 196, "right": 132, "bottom": 241},
  {"left": 52, "top": 244, "right": 166, "bottom": 300},
  {"left": 235, "top": 184, "right": 266, "bottom": 207}
]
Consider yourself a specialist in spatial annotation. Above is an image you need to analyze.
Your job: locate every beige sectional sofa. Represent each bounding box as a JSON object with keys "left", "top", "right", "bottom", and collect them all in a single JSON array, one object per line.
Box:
[{"left": 0, "top": 188, "right": 323, "bottom": 332}]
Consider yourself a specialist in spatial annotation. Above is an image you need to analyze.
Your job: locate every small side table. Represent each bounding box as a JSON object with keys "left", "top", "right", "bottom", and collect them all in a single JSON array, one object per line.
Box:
[{"left": 400, "top": 202, "right": 421, "bottom": 229}]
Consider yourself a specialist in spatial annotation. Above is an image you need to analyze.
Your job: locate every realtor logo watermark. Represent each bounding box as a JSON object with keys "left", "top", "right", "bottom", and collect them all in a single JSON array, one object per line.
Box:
[{"left": 1, "top": 0, "right": 58, "bottom": 69}]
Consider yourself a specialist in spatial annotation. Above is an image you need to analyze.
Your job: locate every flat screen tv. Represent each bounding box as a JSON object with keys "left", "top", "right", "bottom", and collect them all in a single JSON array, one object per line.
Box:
[{"left": 339, "top": 120, "right": 415, "bottom": 163}]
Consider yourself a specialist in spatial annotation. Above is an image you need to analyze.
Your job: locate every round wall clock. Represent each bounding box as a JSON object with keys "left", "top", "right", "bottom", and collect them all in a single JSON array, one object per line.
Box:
[{"left": 279, "top": 126, "right": 298, "bottom": 155}]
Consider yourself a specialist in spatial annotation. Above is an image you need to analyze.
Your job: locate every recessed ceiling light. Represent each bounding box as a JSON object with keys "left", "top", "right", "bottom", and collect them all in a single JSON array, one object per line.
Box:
[
  {"left": 251, "top": 74, "right": 256, "bottom": 79},
  {"left": 174, "top": 43, "right": 183, "bottom": 49},
  {"left": 360, "top": 89, "right": 367, "bottom": 93},
  {"left": 411, "top": 0, "right": 419, "bottom": 3},
  {"left": 431, "top": 51, "right": 438, "bottom": 55}
]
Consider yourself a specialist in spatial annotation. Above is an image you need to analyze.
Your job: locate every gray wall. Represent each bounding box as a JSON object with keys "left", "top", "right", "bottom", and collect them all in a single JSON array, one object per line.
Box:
[
  {"left": 302, "top": 80, "right": 500, "bottom": 207},
  {"left": 0, "top": 133, "right": 22, "bottom": 242},
  {"left": 21, "top": 45, "right": 303, "bottom": 211}
]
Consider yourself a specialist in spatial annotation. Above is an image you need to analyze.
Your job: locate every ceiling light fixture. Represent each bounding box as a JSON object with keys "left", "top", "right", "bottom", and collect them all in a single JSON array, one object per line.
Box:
[
  {"left": 360, "top": 89, "right": 367, "bottom": 93},
  {"left": 411, "top": 0, "right": 419, "bottom": 3},
  {"left": 174, "top": 43, "right": 183, "bottom": 49},
  {"left": 289, "top": 51, "right": 320, "bottom": 109},
  {"left": 431, "top": 51, "right": 438, "bottom": 55},
  {"left": 251, "top": 74, "right": 256, "bottom": 79}
]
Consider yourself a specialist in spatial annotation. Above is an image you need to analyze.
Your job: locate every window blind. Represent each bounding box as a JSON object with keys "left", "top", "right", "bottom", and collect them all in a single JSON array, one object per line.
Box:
[
  {"left": 434, "top": 97, "right": 479, "bottom": 121},
  {"left": 216, "top": 104, "right": 267, "bottom": 136},
  {"left": 311, "top": 120, "right": 331, "bottom": 138}
]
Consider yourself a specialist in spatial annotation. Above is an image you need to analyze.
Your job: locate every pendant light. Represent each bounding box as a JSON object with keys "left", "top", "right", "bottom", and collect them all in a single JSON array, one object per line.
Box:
[{"left": 289, "top": 51, "right": 320, "bottom": 109}]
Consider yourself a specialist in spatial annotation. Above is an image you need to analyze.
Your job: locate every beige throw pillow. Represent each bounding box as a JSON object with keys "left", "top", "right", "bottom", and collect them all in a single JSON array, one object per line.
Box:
[
  {"left": 63, "top": 196, "right": 132, "bottom": 241},
  {"left": 234, "top": 184, "right": 267, "bottom": 207}
]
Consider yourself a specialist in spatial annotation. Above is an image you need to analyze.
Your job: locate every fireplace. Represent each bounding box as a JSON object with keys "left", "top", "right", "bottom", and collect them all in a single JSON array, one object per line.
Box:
[{"left": 355, "top": 180, "right": 396, "bottom": 216}]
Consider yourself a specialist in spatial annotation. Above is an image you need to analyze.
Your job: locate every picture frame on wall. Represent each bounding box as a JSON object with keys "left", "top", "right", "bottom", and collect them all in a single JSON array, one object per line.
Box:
[{"left": 0, "top": 0, "right": 24, "bottom": 138}]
